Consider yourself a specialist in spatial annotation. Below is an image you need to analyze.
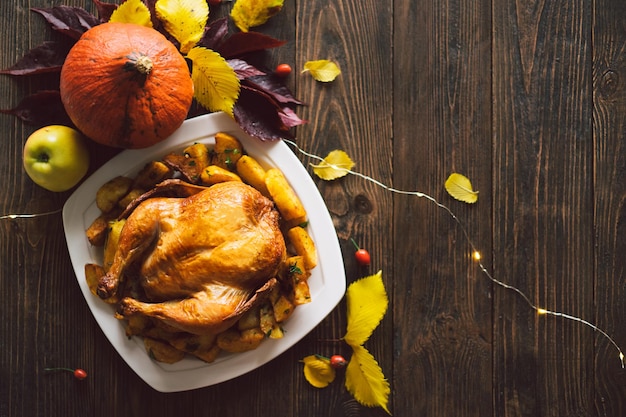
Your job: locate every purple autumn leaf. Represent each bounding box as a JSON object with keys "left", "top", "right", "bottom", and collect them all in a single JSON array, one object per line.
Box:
[
  {"left": 234, "top": 86, "right": 295, "bottom": 142},
  {"left": 243, "top": 75, "right": 304, "bottom": 105},
  {"left": 279, "top": 107, "right": 307, "bottom": 129},
  {"left": 218, "top": 31, "right": 286, "bottom": 59},
  {"left": 198, "top": 17, "right": 230, "bottom": 50},
  {"left": 0, "top": 41, "right": 70, "bottom": 75},
  {"left": 92, "top": 0, "right": 119, "bottom": 22},
  {"left": 229, "top": 59, "right": 266, "bottom": 79},
  {"left": 0, "top": 90, "right": 72, "bottom": 127},
  {"left": 32, "top": 6, "right": 100, "bottom": 40}
]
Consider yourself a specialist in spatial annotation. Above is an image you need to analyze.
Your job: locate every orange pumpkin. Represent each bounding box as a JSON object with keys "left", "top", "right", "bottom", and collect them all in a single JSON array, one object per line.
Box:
[{"left": 60, "top": 22, "right": 194, "bottom": 149}]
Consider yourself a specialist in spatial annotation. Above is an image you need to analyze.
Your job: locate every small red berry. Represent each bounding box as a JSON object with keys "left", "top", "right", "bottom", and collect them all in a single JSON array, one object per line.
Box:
[
  {"left": 350, "top": 238, "right": 371, "bottom": 266},
  {"left": 73, "top": 369, "right": 88, "bottom": 380},
  {"left": 355, "top": 248, "right": 371, "bottom": 266},
  {"left": 274, "top": 63, "right": 292, "bottom": 77},
  {"left": 44, "top": 367, "right": 88, "bottom": 380},
  {"left": 330, "top": 355, "right": 348, "bottom": 368}
]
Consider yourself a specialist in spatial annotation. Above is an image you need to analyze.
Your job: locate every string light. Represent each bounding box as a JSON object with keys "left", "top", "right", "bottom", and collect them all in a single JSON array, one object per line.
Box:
[
  {"left": 0, "top": 208, "right": 62, "bottom": 220},
  {"left": 284, "top": 139, "right": 625, "bottom": 368}
]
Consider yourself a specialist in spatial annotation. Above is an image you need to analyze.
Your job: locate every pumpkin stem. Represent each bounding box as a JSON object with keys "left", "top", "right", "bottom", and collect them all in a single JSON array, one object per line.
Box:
[{"left": 124, "top": 53, "right": 153, "bottom": 77}]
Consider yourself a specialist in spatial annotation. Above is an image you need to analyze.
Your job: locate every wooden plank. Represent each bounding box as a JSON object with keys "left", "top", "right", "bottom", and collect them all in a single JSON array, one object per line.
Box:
[
  {"left": 293, "top": 0, "right": 394, "bottom": 414},
  {"left": 393, "top": 1, "right": 493, "bottom": 415},
  {"left": 592, "top": 1, "right": 626, "bottom": 415},
  {"left": 492, "top": 1, "right": 595, "bottom": 415},
  {"left": 1, "top": 2, "right": 82, "bottom": 417}
]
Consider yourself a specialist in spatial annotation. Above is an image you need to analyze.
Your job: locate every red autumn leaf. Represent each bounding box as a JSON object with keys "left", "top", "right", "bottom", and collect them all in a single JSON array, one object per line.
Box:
[
  {"left": 32, "top": 6, "right": 100, "bottom": 40},
  {"left": 0, "top": 90, "right": 73, "bottom": 127},
  {"left": 0, "top": 41, "right": 70, "bottom": 75},
  {"left": 217, "top": 31, "right": 287, "bottom": 59}
]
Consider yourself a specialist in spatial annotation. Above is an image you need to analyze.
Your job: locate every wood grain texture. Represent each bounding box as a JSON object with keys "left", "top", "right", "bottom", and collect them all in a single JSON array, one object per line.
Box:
[
  {"left": 492, "top": 1, "right": 596, "bottom": 416},
  {"left": 393, "top": 0, "right": 493, "bottom": 416},
  {"left": 593, "top": 1, "right": 626, "bottom": 416},
  {"left": 294, "top": 0, "right": 393, "bottom": 415},
  {"left": 2, "top": 0, "right": 626, "bottom": 416}
]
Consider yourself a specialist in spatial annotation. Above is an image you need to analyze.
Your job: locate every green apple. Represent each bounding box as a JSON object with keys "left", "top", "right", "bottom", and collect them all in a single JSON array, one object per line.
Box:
[{"left": 23, "top": 125, "right": 90, "bottom": 192}]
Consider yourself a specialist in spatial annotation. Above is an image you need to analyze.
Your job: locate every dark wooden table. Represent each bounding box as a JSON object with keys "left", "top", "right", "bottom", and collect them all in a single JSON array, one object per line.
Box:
[{"left": 2, "top": 0, "right": 626, "bottom": 416}]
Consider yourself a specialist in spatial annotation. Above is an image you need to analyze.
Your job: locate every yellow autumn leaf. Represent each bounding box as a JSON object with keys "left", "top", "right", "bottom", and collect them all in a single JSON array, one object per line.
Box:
[
  {"left": 343, "top": 271, "right": 388, "bottom": 347},
  {"left": 345, "top": 345, "right": 391, "bottom": 414},
  {"left": 444, "top": 172, "right": 479, "bottom": 204},
  {"left": 302, "top": 355, "right": 336, "bottom": 388},
  {"left": 311, "top": 150, "right": 355, "bottom": 180},
  {"left": 187, "top": 47, "right": 240, "bottom": 117},
  {"left": 155, "top": 0, "right": 208, "bottom": 54},
  {"left": 302, "top": 60, "right": 341, "bottom": 82},
  {"left": 231, "top": 0, "right": 284, "bottom": 33},
  {"left": 109, "top": 0, "right": 153, "bottom": 27}
]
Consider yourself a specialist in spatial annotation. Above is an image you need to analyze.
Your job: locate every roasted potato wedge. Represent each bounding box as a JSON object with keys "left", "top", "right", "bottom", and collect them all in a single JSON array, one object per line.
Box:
[
  {"left": 235, "top": 155, "right": 269, "bottom": 197},
  {"left": 260, "top": 303, "right": 281, "bottom": 338},
  {"left": 117, "top": 188, "right": 146, "bottom": 210},
  {"left": 85, "top": 215, "right": 108, "bottom": 247},
  {"left": 287, "top": 226, "right": 318, "bottom": 269},
  {"left": 85, "top": 210, "right": 120, "bottom": 246},
  {"left": 293, "top": 277, "right": 311, "bottom": 305},
  {"left": 133, "top": 160, "right": 173, "bottom": 189},
  {"left": 144, "top": 337, "right": 186, "bottom": 364},
  {"left": 272, "top": 294, "right": 295, "bottom": 323},
  {"left": 169, "top": 333, "right": 220, "bottom": 363},
  {"left": 265, "top": 168, "right": 307, "bottom": 222},
  {"left": 212, "top": 132, "right": 243, "bottom": 169},
  {"left": 124, "top": 315, "right": 152, "bottom": 337},
  {"left": 285, "top": 215, "right": 309, "bottom": 230},
  {"left": 96, "top": 176, "right": 133, "bottom": 213},
  {"left": 284, "top": 256, "right": 312, "bottom": 305},
  {"left": 191, "top": 343, "right": 222, "bottom": 363},
  {"left": 184, "top": 142, "right": 211, "bottom": 161},
  {"left": 200, "top": 165, "right": 242, "bottom": 185},
  {"left": 217, "top": 328, "right": 265, "bottom": 353}
]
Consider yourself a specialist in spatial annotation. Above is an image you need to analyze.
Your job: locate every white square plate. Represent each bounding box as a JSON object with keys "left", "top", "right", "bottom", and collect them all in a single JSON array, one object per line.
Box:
[{"left": 62, "top": 112, "right": 346, "bottom": 392}]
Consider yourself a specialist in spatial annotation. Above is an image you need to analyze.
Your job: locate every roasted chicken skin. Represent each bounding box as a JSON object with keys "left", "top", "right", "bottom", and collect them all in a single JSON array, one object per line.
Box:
[{"left": 97, "top": 180, "right": 286, "bottom": 335}]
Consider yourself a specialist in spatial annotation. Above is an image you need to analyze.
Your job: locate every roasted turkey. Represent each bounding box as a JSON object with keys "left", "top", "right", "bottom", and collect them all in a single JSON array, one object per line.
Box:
[{"left": 97, "top": 179, "right": 286, "bottom": 335}]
